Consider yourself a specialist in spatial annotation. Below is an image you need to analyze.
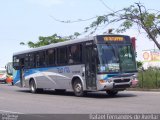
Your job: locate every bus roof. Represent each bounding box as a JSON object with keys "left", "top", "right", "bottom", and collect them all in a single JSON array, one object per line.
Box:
[
  {"left": 13, "top": 36, "right": 95, "bottom": 56},
  {"left": 13, "top": 34, "right": 130, "bottom": 56}
]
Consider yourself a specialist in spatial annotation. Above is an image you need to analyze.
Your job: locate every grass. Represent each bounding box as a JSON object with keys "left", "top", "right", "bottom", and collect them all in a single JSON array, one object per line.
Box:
[{"left": 138, "top": 68, "right": 160, "bottom": 89}]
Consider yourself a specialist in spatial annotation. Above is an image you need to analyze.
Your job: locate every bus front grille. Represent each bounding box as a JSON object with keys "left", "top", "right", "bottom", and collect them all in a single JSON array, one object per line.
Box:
[
  {"left": 114, "top": 84, "right": 130, "bottom": 88},
  {"left": 114, "top": 79, "right": 130, "bottom": 83}
]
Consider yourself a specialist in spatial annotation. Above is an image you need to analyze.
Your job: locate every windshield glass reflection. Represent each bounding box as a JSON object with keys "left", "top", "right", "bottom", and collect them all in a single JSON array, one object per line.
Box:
[{"left": 97, "top": 44, "right": 136, "bottom": 73}]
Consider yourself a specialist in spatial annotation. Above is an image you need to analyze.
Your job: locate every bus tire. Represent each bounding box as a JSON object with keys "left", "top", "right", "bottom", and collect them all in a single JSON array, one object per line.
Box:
[
  {"left": 106, "top": 90, "right": 118, "bottom": 96},
  {"left": 29, "top": 79, "right": 37, "bottom": 93},
  {"left": 73, "top": 79, "right": 84, "bottom": 97}
]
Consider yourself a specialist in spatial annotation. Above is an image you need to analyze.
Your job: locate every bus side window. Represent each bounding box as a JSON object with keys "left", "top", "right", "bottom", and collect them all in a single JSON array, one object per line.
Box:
[
  {"left": 29, "top": 53, "right": 35, "bottom": 68},
  {"left": 46, "top": 49, "right": 55, "bottom": 66},
  {"left": 13, "top": 56, "right": 20, "bottom": 70},
  {"left": 68, "top": 44, "right": 82, "bottom": 64},
  {"left": 24, "top": 54, "right": 29, "bottom": 68},
  {"left": 36, "top": 51, "right": 46, "bottom": 67},
  {"left": 36, "top": 54, "right": 40, "bottom": 67},
  {"left": 57, "top": 47, "right": 67, "bottom": 65}
]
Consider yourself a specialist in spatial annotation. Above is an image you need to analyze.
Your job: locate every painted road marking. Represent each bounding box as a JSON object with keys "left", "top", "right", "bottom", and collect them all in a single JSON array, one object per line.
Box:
[{"left": 0, "top": 110, "right": 24, "bottom": 114}]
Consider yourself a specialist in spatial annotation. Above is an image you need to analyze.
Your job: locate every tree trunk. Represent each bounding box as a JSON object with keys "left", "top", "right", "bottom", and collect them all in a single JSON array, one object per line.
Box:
[{"left": 144, "top": 28, "right": 160, "bottom": 50}]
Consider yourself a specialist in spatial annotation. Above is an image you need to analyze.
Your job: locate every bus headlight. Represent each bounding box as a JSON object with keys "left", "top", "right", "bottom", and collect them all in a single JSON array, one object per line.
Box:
[{"left": 99, "top": 80, "right": 106, "bottom": 84}]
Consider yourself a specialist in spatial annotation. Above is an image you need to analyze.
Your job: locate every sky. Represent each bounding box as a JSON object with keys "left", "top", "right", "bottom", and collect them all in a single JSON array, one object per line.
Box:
[{"left": 0, "top": 0, "right": 160, "bottom": 68}]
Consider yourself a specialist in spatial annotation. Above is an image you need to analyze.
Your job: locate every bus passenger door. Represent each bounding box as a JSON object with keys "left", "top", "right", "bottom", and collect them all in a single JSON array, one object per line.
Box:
[{"left": 85, "top": 44, "right": 97, "bottom": 90}]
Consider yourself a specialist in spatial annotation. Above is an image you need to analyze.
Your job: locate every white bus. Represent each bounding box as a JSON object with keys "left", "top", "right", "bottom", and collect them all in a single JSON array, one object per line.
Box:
[{"left": 13, "top": 35, "right": 138, "bottom": 96}]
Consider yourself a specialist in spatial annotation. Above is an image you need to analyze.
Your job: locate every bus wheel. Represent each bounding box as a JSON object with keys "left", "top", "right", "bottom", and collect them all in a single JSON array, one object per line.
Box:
[
  {"left": 30, "top": 80, "right": 37, "bottom": 93},
  {"left": 73, "top": 79, "right": 84, "bottom": 97},
  {"left": 106, "top": 90, "right": 118, "bottom": 96}
]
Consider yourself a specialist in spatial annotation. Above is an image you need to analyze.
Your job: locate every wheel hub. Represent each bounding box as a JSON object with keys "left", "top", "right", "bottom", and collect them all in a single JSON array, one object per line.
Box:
[
  {"left": 31, "top": 85, "right": 34, "bottom": 91},
  {"left": 75, "top": 83, "right": 82, "bottom": 92}
]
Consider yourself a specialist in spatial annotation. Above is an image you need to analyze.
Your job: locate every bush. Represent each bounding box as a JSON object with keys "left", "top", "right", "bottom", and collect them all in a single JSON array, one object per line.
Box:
[
  {"left": 137, "top": 61, "right": 143, "bottom": 69},
  {"left": 138, "top": 67, "right": 160, "bottom": 89}
]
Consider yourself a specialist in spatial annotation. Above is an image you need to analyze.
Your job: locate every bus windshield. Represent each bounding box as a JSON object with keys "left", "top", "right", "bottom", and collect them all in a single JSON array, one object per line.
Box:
[{"left": 97, "top": 44, "right": 136, "bottom": 73}]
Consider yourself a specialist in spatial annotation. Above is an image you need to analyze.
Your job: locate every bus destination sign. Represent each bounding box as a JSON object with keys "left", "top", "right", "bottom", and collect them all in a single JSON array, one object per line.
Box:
[{"left": 103, "top": 36, "right": 124, "bottom": 42}]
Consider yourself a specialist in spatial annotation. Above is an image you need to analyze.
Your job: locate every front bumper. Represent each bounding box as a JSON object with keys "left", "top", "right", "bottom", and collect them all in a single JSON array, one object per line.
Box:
[
  {"left": 98, "top": 79, "right": 138, "bottom": 91},
  {"left": 97, "top": 73, "right": 139, "bottom": 91},
  {"left": 103, "top": 82, "right": 131, "bottom": 90}
]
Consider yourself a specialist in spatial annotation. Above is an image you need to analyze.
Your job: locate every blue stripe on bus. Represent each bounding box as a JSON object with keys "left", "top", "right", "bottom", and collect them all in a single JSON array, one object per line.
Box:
[{"left": 103, "top": 74, "right": 119, "bottom": 80}]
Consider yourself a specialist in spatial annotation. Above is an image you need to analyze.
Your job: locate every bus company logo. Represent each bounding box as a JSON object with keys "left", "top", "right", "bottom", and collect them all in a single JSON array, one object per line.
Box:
[
  {"left": 57, "top": 67, "right": 70, "bottom": 73},
  {"left": 103, "top": 37, "right": 124, "bottom": 42}
]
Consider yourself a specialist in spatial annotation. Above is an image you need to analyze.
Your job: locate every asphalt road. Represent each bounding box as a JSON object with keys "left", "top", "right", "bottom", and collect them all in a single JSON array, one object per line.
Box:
[{"left": 0, "top": 83, "right": 160, "bottom": 115}]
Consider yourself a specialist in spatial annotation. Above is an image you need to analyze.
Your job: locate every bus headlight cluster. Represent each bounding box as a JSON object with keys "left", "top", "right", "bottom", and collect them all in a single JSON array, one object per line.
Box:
[{"left": 99, "top": 80, "right": 106, "bottom": 84}]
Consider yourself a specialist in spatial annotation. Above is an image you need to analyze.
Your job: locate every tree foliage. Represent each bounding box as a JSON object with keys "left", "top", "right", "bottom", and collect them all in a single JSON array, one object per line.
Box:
[
  {"left": 20, "top": 32, "right": 81, "bottom": 48},
  {"left": 85, "top": 3, "right": 160, "bottom": 49},
  {"left": 21, "top": 3, "right": 160, "bottom": 49},
  {"left": 137, "top": 61, "right": 143, "bottom": 69},
  {"left": 20, "top": 34, "right": 65, "bottom": 48}
]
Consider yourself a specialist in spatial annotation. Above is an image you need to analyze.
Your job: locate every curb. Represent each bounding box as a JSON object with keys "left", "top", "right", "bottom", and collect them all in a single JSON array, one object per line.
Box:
[{"left": 127, "top": 88, "right": 160, "bottom": 92}]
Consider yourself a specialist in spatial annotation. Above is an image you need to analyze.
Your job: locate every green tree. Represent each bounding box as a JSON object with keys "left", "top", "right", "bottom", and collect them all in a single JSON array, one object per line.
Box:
[
  {"left": 137, "top": 61, "right": 143, "bottom": 69},
  {"left": 20, "top": 34, "right": 65, "bottom": 48},
  {"left": 20, "top": 32, "right": 81, "bottom": 48},
  {"left": 85, "top": 3, "right": 160, "bottom": 49}
]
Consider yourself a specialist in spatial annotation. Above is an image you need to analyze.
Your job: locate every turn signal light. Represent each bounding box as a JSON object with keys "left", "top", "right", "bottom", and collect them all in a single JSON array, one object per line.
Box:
[{"left": 99, "top": 80, "right": 106, "bottom": 84}]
